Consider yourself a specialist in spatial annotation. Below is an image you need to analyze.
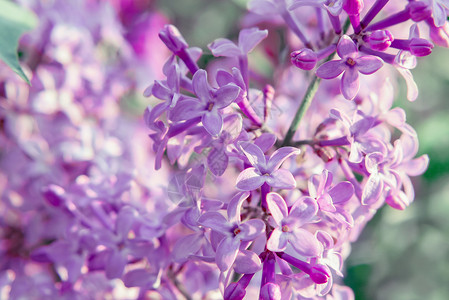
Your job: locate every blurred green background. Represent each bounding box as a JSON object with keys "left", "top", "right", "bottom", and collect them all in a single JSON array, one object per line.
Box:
[{"left": 156, "top": 0, "right": 449, "bottom": 299}]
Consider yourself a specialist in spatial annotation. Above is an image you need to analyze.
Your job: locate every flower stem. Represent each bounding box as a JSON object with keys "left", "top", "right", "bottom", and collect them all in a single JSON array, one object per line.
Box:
[
  {"left": 281, "top": 75, "right": 322, "bottom": 147},
  {"left": 281, "top": 19, "right": 351, "bottom": 147}
]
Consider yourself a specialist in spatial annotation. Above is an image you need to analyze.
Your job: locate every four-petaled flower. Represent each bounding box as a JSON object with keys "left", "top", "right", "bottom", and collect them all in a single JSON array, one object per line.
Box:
[
  {"left": 172, "top": 69, "right": 241, "bottom": 136},
  {"left": 198, "top": 192, "right": 265, "bottom": 271},
  {"left": 316, "top": 35, "right": 384, "bottom": 100},
  {"left": 266, "top": 192, "right": 322, "bottom": 257},
  {"left": 236, "top": 142, "right": 301, "bottom": 191}
]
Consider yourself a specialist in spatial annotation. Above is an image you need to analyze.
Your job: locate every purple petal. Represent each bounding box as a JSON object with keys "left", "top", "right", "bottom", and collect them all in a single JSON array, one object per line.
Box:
[
  {"left": 365, "top": 152, "right": 383, "bottom": 174},
  {"left": 329, "top": 181, "right": 354, "bottom": 204},
  {"left": 202, "top": 111, "right": 223, "bottom": 136},
  {"left": 236, "top": 167, "right": 265, "bottom": 191},
  {"left": 290, "top": 228, "right": 322, "bottom": 257},
  {"left": 238, "top": 27, "right": 268, "bottom": 54},
  {"left": 192, "top": 69, "right": 212, "bottom": 103},
  {"left": 152, "top": 81, "right": 172, "bottom": 100},
  {"left": 223, "top": 113, "right": 243, "bottom": 140},
  {"left": 266, "top": 147, "right": 301, "bottom": 172},
  {"left": 123, "top": 269, "right": 157, "bottom": 288},
  {"left": 216, "top": 69, "right": 235, "bottom": 86},
  {"left": 239, "top": 141, "right": 267, "bottom": 168},
  {"left": 208, "top": 38, "right": 242, "bottom": 57},
  {"left": 115, "top": 206, "right": 137, "bottom": 240},
  {"left": 316, "top": 60, "right": 345, "bottom": 79},
  {"left": 266, "top": 192, "right": 288, "bottom": 226},
  {"left": 216, "top": 236, "right": 240, "bottom": 271},
  {"left": 433, "top": 1, "right": 447, "bottom": 27},
  {"left": 316, "top": 230, "right": 334, "bottom": 250},
  {"left": 266, "top": 169, "right": 297, "bottom": 189},
  {"left": 384, "top": 107, "right": 406, "bottom": 128},
  {"left": 248, "top": 0, "right": 279, "bottom": 15},
  {"left": 326, "top": 1, "right": 343, "bottom": 15},
  {"left": 361, "top": 173, "right": 383, "bottom": 205},
  {"left": 396, "top": 67, "right": 418, "bottom": 101},
  {"left": 317, "top": 194, "right": 336, "bottom": 212},
  {"left": 289, "top": 196, "right": 318, "bottom": 226},
  {"left": 215, "top": 84, "right": 240, "bottom": 108},
  {"left": 267, "top": 228, "right": 288, "bottom": 251},
  {"left": 208, "top": 147, "right": 228, "bottom": 176},
  {"left": 234, "top": 250, "right": 262, "bottom": 274},
  {"left": 238, "top": 219, "right": 266, "bottom": 241},
  {"left": 198, "top": 212, "right": 232, "bottom": 233},
  {"left": 166, "top": 64, "right": 180, "bottom": 91},
  {"left": 105, "top": 250, "right": 126, "bottom": 279},
  {"left": 224, "top": 283, "right": 246, "bottom": 300},
  {"left": 403, "top": 154, "right": 429, "bottom": 176},
  {"left": 337, "top": 35, "right": 358, "bottom": 58},
  {"left": 227, "top": 192, "right": 250, "bottom": 224},
  {"left": 172, "top": 233, "right": 203, "bottom": 262},
  {"left": 254, "top": 133, "right": 277, "bottom": 153},
  {"left": 170, "top": 98, "right": 203, "bottom": 121},
  {"left": 350, "top": 116, "right": 375, "bottom": 137},
  {"left": 341, "top": 68, "right": 359, "bottom": 100},
  {"left": 356, "top": 56, "right": 383, "bottom": 75}
]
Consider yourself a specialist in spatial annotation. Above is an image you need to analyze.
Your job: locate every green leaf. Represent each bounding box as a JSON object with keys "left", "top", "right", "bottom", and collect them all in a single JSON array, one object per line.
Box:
[{"left": 0, "top": 0, "right": 37, "bottom": 85}]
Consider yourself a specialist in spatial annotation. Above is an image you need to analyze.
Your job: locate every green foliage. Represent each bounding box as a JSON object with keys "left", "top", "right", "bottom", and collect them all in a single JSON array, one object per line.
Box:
[{"left": 0, "top": 0, "right": 37, "bottom": 85}]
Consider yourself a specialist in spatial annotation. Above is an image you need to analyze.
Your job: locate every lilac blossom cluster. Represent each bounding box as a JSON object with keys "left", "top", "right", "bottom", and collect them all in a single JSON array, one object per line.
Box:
[
  {"left": 0, "top": 0, "right": 444, "bottom": 299},
  {"left": 144, "top": 0, "right": 436, "bottom": 299}
]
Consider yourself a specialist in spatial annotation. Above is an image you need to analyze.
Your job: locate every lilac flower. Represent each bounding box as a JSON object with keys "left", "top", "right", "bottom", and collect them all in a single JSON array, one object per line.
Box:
[
  {"left": 308, "top": 170, "right": 354, "bottom": 226},
  {"left": 330, "top": 108, "right": 386, "bottom": 163},
  {"left": 198, "top": 192, "right": 265, "bottom": 271},
  {"left": 316, "top": 35, "right": 384, "bottom": 100},
  {"left": 236, "top": 142, "right": 300, "bottom": 191},
  {"left": 172, "top": 69, "right": 240, "bottom": 136},
  {"left": 266, "top": 192, "right": 321, "bottom": 257}
]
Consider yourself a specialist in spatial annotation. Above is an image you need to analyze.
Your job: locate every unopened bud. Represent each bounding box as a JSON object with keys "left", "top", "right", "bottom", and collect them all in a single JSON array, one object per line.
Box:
[
  {"left": 410, "top": 38, "right": 434, "bottom": 56},
  {"left": 407, "top": 1, "right": 432, "bottom": 22},
  {"left": 42, "top": 184, "right": 65, "bottom": 206},
  {"left": 309, "top": 265, "right": 331, "bottom": 284},
  {"left": 291, "top": 48, "right": 317, "bottom": 70},
  {"left": 343, "top": 0, "right": 364, "bottom": 15},
  {"left": 158, "top": 24, "right": 188, "bottom": 53},
  {"left": 367, "top": 30, "right": 394, "bottom": 51}
]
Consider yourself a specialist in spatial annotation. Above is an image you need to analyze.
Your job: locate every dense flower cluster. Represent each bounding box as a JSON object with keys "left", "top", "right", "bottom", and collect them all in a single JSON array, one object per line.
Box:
[{"left": 0, "top": 0, "right": 444, "bottom": 299}]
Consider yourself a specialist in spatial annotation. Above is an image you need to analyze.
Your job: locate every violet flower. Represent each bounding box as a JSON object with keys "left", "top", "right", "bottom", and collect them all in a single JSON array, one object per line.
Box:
[
  {"left": 236, "top": 142, "right": 300, "bottom": 191},
  {"left": 266, "top": 192, "right": 322, "bottom": 257},
  {"left": 308, "top": 170, "right": 354, "bottom": 227},
  {"left": 172, "top": 69, "right": 240, "bottom": 136},
  {"left": 198, "top": 192, "right": 265, "bottom": 271},
  {"left": 316, "top": 35, "right": 384, "bottom": 100}
]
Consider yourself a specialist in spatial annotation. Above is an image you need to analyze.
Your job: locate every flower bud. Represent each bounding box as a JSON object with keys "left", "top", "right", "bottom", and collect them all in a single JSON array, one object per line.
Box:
[
  {"left": 260, "top": 283, "right": 282, "bottom": 300},
  {"left": 309, "top": 265, "right": 331, "bottom": 284},
  {"left": 158, "top": 24, "right": 188, "bottom": 53},
  {"left": 343, "top": 0, "right": 364, "bottom": 15},
  {"left": 410, "top": 38, "right": 434, "bottom": 56},
  {"left": 42, "top": 184, "right": 65, "bottom": 206},
  {"left": 367, "top": 30, "right": 394, "bottom": 51},
  {"left": 291, "top": 48, "right": 317, "bottom": 70},
  {"left": 407, "top": 1, "right": 432, "bottom": 22}
]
